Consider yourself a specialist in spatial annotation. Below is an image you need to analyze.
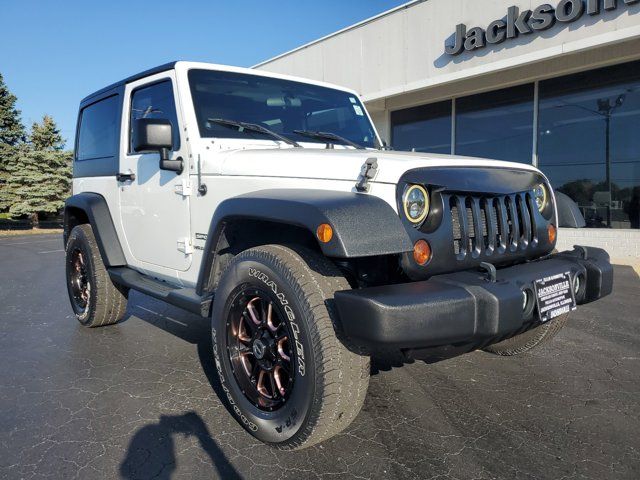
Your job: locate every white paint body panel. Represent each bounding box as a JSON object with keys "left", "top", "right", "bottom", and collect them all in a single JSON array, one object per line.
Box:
[
  {"left": 75, "top": 61, "right": 552, "bottom": 289},
  {"left": 118, "top": 70, "right": 192, "bottom": 273}
]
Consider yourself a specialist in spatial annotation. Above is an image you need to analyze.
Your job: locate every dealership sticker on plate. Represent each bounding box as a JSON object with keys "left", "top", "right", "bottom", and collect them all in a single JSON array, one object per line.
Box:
[{"left": 534, "top": 271, "right": 577, "bottom": 323}]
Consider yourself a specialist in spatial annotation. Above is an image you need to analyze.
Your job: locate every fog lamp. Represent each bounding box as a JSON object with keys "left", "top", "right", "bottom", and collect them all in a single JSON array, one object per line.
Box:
[{"left": 573, "top": 273, "right": 584, "bottom": 296}]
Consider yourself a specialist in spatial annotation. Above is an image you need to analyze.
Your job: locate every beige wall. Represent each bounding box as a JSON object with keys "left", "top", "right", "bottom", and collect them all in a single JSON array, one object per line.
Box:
[{"left": 256, "top": 0, "right": 640, "bottom": 111}]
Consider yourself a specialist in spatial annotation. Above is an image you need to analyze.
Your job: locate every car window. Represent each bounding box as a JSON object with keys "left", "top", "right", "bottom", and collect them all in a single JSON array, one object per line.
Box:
[
  {"left": 188, "top": 69, "right": 377, "bottom": 148},
  {"left": 129, "top": 80, "right": 180, "bottom": 152},
  {"left": 77, "top": 95, "right": 119, "bottom": 161}
]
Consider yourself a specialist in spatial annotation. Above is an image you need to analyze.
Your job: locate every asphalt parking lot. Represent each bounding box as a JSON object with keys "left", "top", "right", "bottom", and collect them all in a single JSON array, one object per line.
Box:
[{"left": 1, "top": 233, "right": 639, "bottom": 479}]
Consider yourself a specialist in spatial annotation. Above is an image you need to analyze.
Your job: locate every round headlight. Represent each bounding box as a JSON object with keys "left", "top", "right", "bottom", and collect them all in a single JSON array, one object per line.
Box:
[
  {"left": 532, "top": 183, "right": 548, "bottom": 212},
  {"left": 403, "top": 184, "right": 429, "bottom": 224}
]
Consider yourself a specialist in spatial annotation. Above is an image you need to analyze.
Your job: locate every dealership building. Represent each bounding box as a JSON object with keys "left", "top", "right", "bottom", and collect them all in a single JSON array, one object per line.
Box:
[{"left": 255, "top": 0, "right": 640, "bottom": 261}]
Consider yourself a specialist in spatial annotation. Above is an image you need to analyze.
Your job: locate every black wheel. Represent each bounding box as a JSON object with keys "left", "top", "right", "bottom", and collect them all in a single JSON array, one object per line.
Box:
[
  {"left": 212, "top": 244, "right": 369, "bottom": 449},
  {"left": 483, "top": 313, "right": 569, "bottom": 356},
  {"left": 225, "top": 288, "right": 295, "bottom": 411},
  {"left": 65, "top": 224, "right": 129, "bottom": 327}
]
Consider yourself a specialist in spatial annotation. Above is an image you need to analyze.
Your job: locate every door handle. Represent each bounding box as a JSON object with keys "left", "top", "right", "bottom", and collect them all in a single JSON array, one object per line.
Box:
[{"left": 116, "top": 172, "right": 136, "bottom": 182}]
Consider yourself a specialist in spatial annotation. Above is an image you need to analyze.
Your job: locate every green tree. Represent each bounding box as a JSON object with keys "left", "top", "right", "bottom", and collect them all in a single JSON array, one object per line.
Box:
[
  {"left": 6, "top": 147, "right": 72, "bottom": 225},
  {"left": 5, "top": 116, "right": 72, "bottom": 225},
  {"left": 0, "top": 73, "right": 26, "bottom": 146},
  {"left": 0, "top": 145, "right": 18, "bottom": 211},
  {"left": 0, "top": 73, "right": 27, "bottom": 212},
  {"left": 30, "top": 114, "right": 64, "bottom": 150}
]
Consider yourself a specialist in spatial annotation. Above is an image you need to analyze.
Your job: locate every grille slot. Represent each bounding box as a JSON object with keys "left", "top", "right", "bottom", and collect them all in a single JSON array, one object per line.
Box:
[{"left": 450, "top": 192, "right": 536, "bottom": 259}]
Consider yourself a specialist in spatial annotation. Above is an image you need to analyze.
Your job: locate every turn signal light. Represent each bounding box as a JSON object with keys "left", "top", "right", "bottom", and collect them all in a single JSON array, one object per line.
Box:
[
  {"left": 547, "top": 224, "right": 557, "bottom": 244},
  {"left": 413, "top": 239, "right": 432, "bottom": 265},
  {"left": 316, "top": 223, "right": 333, "bottom": 243}
]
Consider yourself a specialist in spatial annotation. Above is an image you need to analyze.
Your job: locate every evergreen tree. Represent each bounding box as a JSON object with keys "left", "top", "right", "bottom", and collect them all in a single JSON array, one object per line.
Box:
[
  {"left": 6, "top": 146, "right": 72, "bottom": 225},
  {"left": 5, "top": 116, "right": 71, "bottom": 224},
  {"left": 0, "top": 73, "right": 27, "bottom": 212},
  {"left": 0, "top": 144, "right": 18, "bottom": 211},
  {"left": 0, "top": 72, "right": 26, "bottom": 146},
  {"left": 30, "top": 114, "right": 64, "bottom": 151}
]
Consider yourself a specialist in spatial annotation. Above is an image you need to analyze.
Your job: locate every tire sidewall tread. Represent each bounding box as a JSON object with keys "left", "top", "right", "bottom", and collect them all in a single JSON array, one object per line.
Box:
[
  {"left": 483, "top": 313, "right": 570, "bottom": 356},
  {"left": 211, "top": 244, "right": 369, "bottom": 450},
  {"left": 65, "top": 224, "right": 128, "bottom": 327}
]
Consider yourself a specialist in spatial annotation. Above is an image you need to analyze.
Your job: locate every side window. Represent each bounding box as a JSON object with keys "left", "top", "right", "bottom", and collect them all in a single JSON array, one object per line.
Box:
[
  {"left": 129, "top": 80, "right": 180, "bottom": 152},
  {"left": 77, "top": 95, "right": 119, "bottom": 161}
]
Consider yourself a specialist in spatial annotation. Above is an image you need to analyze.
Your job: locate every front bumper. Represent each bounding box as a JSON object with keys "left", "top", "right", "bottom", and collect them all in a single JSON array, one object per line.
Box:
[{"left": 334, "top": 246, "right": 613, "bottom": 352}]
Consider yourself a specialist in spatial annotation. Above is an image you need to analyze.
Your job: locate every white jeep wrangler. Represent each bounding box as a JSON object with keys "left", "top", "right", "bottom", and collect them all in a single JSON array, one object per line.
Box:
[{"left": 64, "top": 61, "right": 612, "bottom": 449}]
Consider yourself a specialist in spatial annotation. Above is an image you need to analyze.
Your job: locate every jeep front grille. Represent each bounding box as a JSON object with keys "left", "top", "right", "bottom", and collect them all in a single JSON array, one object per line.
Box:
[{"left": 450, "top": 193, "right": 537, "bottom": 259}]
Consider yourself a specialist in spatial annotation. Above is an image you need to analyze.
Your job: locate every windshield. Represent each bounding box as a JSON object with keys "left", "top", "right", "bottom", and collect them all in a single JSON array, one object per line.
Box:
[{"left": 188, "top": 69, "right": 377, "bottom": 148}]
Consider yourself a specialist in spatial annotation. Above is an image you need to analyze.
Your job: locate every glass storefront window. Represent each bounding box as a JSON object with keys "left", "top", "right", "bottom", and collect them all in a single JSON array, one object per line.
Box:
[
  {"left": 538, "top": 62, "right": 640, "bottom": 229},
  {"left": 456, "top": 84, "right": 534, "bottom": 164},
  {"left": 391, "top": 100, "right": 451, "bottom": 154},
  {"left": 388, "top": 60, "right": 640, "bottom": 229}
]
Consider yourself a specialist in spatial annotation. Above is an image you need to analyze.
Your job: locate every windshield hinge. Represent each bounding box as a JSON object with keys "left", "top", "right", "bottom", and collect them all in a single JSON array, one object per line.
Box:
[
  {"left": 177, "top": 238, "right": 193, "bottom": 255},
  {"left": 355, "top": 158, "right": 378, "bottom": 192},
  {"left": 174, "top": 179, "right": 192, "bottom": 196}
]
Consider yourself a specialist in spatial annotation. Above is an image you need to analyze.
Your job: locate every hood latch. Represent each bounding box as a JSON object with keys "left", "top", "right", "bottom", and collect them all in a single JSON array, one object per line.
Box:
[{"left": 355, "top": 158, "right": 378, "bottom": 193}]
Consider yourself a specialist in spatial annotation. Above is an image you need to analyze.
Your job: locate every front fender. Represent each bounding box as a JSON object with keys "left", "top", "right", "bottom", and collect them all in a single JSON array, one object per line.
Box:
[{"left": 196, "top": 189, "right": 412, "bottom": 295}]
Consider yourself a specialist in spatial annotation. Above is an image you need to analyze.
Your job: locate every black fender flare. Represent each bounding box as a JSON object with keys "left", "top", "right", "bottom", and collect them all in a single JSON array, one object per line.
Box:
[
  {"left": 196, "top": 189, "right": 412, "bottom": 295},
  {"left": 63, "top": 193, "right": 127, "bottom": 267},
  {"left": 555, "top": 191, "right": 586, "bottom": 228}
]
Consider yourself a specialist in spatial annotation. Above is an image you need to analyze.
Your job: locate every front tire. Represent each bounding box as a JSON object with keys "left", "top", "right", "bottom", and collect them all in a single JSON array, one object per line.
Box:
[
  {"left": 65, "top": 224, "right": 129, "bottom": 327},
  {"left": 211, "top": 245, "right": 369, "bottom": 449},
  {"left": 482, "top": 313, "right": 569, "bottom": 356}
]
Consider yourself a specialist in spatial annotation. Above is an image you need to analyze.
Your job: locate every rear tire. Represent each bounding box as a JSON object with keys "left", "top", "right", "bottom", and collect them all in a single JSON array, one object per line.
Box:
[
  {"left": 482, "top": 313, "right": 569, "bottom": 356},
  {"left": 211, "top": 244, "right": 369, "bottom": 449},
  {"left": 65, "top": 224, "right": 129, "bottom": 327}
]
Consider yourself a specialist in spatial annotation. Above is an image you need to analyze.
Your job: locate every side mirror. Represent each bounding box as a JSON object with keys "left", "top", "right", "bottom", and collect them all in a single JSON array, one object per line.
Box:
[{"left": 132, "top": 118, "right": 183, "bottom": 173}]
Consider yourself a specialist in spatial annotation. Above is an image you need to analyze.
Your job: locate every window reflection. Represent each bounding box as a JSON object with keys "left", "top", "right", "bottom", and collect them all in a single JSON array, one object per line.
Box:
[
  {"left": 538, "top": 62, "right": 640, "bottom": 229},
  {"left": 387, "top": 60, "right": 640, "bottom": 229},
  {"left": 130, "top": 81, "right": 180, "bottom": 152},
  {"left": 391, "top": 100, "right": 451, "bottom": 154},
  {"left": 456, "top": 84, "right": 534, "bottom": 164}
]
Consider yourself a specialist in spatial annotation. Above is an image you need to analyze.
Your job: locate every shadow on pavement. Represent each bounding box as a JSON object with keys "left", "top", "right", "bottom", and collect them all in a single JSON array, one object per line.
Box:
[
  {"left": 119, "top": 411, "right": 241, "bottom": 480},
  {"left": 126, "top": 302, "right": 242, "bottom": 438}
]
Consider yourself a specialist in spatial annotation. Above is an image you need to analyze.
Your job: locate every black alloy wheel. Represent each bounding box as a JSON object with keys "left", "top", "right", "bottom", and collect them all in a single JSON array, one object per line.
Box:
[
  {"left": 69, "top": 247, "right": 90, "bottom": 313},
  {"left": 64, "top": 224, "right": 129, "bottom": 327},
  {"left": 226, "top": 288, "right": 294, "bottom": 411}
]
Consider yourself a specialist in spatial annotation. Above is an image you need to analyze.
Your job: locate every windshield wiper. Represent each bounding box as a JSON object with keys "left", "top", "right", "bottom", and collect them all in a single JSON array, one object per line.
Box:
[
  {"left": 208, "top": 118, "right": 301, "bottom": 147},
  {"left": 293, "top": 130, "right": 365, "bottom": 149}
]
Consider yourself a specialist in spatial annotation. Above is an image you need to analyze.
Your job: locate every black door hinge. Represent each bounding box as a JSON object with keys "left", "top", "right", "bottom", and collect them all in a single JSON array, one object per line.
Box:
[{"left": 355, "top": 158, "right": 378, "bottom": 193}]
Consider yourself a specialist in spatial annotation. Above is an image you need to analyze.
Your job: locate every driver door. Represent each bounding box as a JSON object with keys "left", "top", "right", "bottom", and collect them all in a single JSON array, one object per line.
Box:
[{"left": 118, "top": 73, "right": 192, "bottom": 272}]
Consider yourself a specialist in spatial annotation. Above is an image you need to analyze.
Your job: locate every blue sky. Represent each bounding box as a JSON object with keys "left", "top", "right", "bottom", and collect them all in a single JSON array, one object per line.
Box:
[{"left": 0, "top": 0, "right": 406, "bottom": 148}]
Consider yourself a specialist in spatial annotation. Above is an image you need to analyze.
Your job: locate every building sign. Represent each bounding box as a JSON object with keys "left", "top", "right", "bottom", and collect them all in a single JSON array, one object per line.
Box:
[{"left": 445, "top": 0, "right": 639, "bottom": 55}]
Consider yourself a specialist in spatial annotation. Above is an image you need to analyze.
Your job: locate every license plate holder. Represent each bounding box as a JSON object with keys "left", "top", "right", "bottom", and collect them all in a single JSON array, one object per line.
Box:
[{"left": 534, "top": 271, "right": 577, "bottom": 323}]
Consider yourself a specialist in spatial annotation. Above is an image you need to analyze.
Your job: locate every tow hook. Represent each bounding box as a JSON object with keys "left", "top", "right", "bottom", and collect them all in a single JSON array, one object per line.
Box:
[{"left": 479, "top": 262, "right": 497, "bottom": 283}]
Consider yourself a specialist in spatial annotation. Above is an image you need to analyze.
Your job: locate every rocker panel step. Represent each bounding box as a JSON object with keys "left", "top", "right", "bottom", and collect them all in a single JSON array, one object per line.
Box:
[{"left": 108, "top": 267, "right": 209, "bottom": 317}]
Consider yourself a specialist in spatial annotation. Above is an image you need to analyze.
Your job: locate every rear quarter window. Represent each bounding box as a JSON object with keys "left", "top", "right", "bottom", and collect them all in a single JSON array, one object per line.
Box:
[{"left": 77, "top": 95, "right": 119, "bottom": 161}]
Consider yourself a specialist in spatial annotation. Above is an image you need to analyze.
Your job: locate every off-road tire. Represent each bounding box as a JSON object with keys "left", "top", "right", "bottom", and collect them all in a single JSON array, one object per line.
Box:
[
  {"left": 482, "top": 313, "right": 569, "bottom": 356},
  {"left": 65, "top": 224, "right": 129, "bottom": 327},
  {"left": 211, "top": 244, "right": 370, "bottom": 450}
]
